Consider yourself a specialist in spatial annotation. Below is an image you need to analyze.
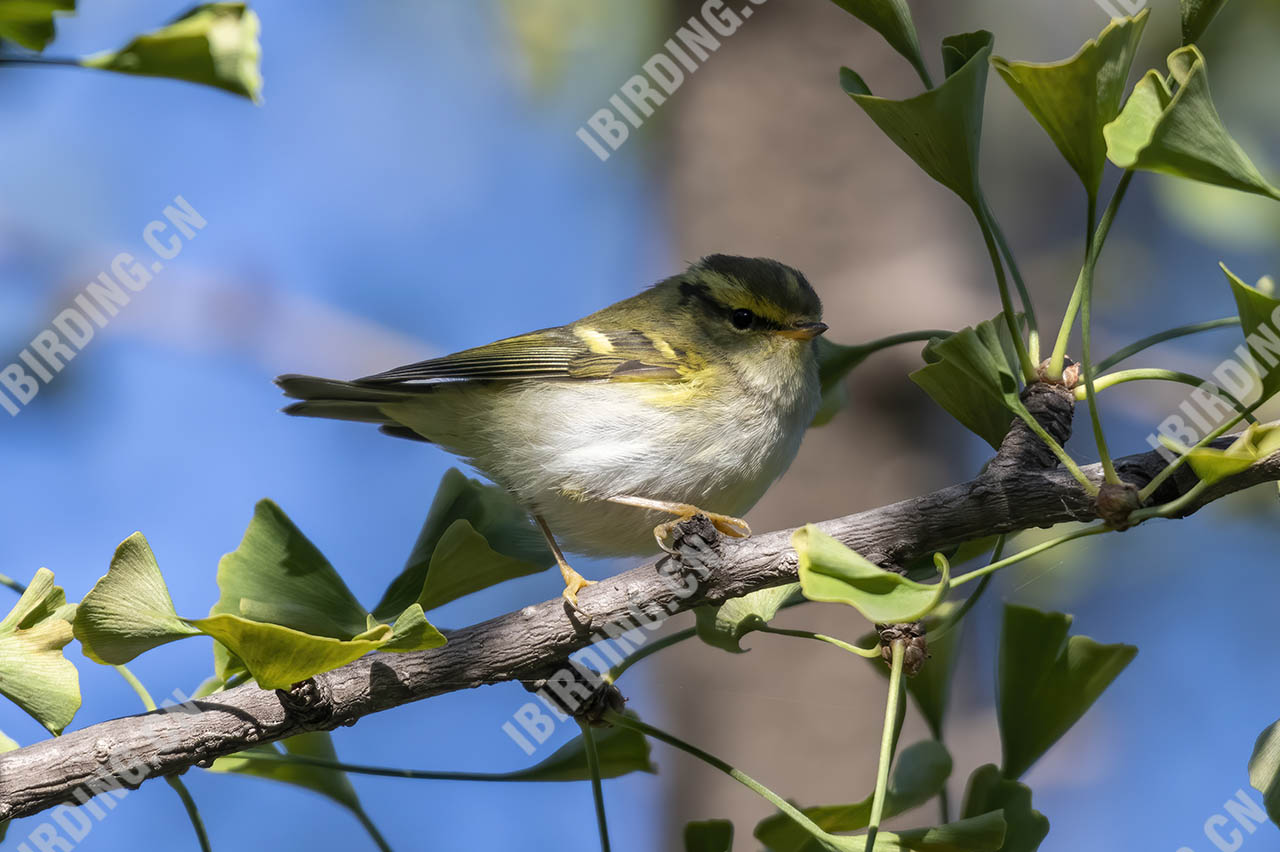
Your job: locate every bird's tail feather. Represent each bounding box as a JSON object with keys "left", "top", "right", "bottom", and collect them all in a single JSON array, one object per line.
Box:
[
  {"left": 276, "top": 374, "right": 415, "bottom": 404},
  {"left": 281, "top": 399, "right": 391, "bottom": 423},
  {"left": 276, "top": 373, "right": 409, "bottom": 422},
  {"left": 275, "top": 374, "right": 439, "bottom": 443}
]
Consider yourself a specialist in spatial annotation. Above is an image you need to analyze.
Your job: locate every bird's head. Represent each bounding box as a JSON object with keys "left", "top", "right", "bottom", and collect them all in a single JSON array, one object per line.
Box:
[{"left": 661, "top": 254, "right": 826, "bottom": 394}]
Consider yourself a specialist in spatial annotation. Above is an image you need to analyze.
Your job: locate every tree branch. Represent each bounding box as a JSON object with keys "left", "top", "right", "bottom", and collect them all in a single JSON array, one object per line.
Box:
[{"left": 1, "top": 436, "right": 1274, "bottom": 822}]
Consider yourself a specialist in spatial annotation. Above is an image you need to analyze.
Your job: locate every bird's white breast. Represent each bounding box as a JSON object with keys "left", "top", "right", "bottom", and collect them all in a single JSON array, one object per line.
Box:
[{"left": 459, "top": 366, "right": 819, "bottom": 557}]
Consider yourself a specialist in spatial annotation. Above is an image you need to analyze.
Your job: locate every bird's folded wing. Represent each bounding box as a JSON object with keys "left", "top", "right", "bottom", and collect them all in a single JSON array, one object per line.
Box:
[{"left": 357, "top": 326, "right": 688, "bottom": 385}]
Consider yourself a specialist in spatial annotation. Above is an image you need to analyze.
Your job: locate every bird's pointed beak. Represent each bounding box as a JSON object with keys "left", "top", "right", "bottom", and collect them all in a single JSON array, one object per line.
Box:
[{"left": 777, "top": 321, "right": 828, "bottom": 341}]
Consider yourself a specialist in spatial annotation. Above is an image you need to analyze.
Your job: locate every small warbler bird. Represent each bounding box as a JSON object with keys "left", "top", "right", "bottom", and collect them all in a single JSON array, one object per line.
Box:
[{"left": 276, "top": 255, "right": 826, "bottom": 608}]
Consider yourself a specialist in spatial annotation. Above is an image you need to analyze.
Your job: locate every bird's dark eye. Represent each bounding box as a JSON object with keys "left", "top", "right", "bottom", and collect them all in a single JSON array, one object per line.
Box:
[{"left": 731, "top": 308, "right": 755, "bottom": 330}]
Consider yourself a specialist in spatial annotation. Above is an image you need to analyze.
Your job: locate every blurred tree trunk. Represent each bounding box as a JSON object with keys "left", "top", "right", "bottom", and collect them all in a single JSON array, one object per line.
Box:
[{"left": 652, "top": 1, "right": 985, "bottom": 845}]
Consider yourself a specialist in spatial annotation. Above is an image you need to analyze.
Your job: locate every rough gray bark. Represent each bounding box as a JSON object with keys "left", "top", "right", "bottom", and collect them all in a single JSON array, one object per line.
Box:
[{"left": 0, "top": 431, "right": 1273, "bottom": 822}]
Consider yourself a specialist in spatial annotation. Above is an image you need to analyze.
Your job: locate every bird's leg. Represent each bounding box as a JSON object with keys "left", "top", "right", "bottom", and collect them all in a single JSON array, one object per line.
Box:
[
  {"left": 534, "top": 514, "right": 595, "bottom": 609},
  {"left": 605, "top": 495, "right": 751, "bottom": 550}
]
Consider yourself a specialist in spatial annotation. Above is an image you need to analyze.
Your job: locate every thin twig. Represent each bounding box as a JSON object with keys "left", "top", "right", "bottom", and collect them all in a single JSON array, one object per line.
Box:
[{"left": 580, "top": 721, "right": 612, "bottom": 852}]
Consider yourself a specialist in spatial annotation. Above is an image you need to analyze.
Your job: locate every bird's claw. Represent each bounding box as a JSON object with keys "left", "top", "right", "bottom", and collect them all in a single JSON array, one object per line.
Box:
[
  {"left": 561, "top": 572, "right": 596, "bottom": 623},
  {"left": 655, "top": 511, "right": 750, "bottom": 553}
]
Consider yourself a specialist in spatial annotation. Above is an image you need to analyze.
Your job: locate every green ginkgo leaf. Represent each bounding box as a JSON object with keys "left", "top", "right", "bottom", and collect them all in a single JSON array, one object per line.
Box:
[
  {"left": 909, "top": 316, "right": 1025, "bottom": 448},
  {"left": 80, "top": 3, "right": 263, "bottom": 102},
  {"left": 754, "top": 740, "right": 952, "bottom": 852},
  {"left": 1104, "top": 46, "right": 1280, "bottom": 201},
  {"left": 1248, "top": 719, "right": 1280, "bottom": 823},
  {"left": 961, "top": 764, "right": 1050, "bottom": 852},
  {"left": 0, "top": 569, "right": 80, "bottom": 734},
  {"left": 373, "top": 469, "right": 552, "bottom": 619},
  {"left": 379, "top": 604, "right": 447, "bottom": 652},
  {"left": 871, "top": 812, "right": 1007, "bottom": 851},
  {"left": 502, "top": 719, "right": 656, "bottom": 782},
  {"left": 0, "top": 0, "right": 74, "bottom": 51},
  {"left": 813, "top": 332, "right": 956, "bottom": 427},
  {"left": 794, "top": 526, "right": 949, "bottom": 624},
  {"left": 813, "top": 338, "right": 874, "bottom": 427},
  {"left": 992, "top": 11, "right": 1148, "bottom": 203},
  {"left": 843, "top": 31, "right": 994, "bottom": 209},
  {"left": 214, "top": 500, "right": 369, "bottom": 640},
  {"left": 212, "top": 731, "right": 359, "bottom": 806},
  {"left": 695, "top": 583, "right": 800, "bottom": 653},
  {"left": 210, "top": 731, "right": 392, "bottom": 849},
  {"left": 213, "top": 501, "right": 445, "bottom": 671},
  {"left": 74, "top": 534, "right": 201, "bottom": 665},
  {"left": 997, "top": 604, "right": 1136, "bottom": 780},
  {"left": 1180, "top": 0, "right": 1229, "bottom": 45},
  {"left": 77, "top": 525, "right": 444, "bottom": 690},
  {"left": 828, "top": 0, "right": 930, "bottom": 86},
  {"left": 1223, "top": 263, "right": 1280, "bottom": 403},
  {"left": 684, "top": 819, "right": 733, "bottom": 852}
]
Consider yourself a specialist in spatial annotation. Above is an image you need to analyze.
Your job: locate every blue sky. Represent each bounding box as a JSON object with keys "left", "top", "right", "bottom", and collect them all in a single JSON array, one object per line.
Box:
[
  {"left": 0, "top": 3, "right": 667, "bottom": 850},
  {"left": 2, "top": 2, "right": 1280, "bottom": 851}
]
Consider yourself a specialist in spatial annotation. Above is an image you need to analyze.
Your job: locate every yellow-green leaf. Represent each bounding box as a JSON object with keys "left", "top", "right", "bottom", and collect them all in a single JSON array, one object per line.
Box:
[
  {"left": 695, "top": 583, "right": 800, "bottom": 653},
  {"left": 794, "top": 526, "right": 949, "bottom": 623},
  {"left": 992, "top": 11, "right": 1148, "bottom": 203},
  {"left": 74, "top": 533, "right": 200, "bottom": 665},
  {"left": 1170, "top": 421, "right": 1280, "bottom": 486},
  {"left": 190, "top": 615, "right": 389, "bottom": 691},
  {"left": 1104, "top": 47, "right": 1280, "bottom": 201},
  {"left": 0, "top": 569, "right": 80, "bottom": 734},
  {"left": 1248, "top": 719, "right": 1280, "bottom": 823},
  {"left": 80, "top": 2, "right": 262, "bottom": 102},
  {"left": 1223, "top": 263, "right": 1280, "bottom": 403},
  {"left": 379, "top": 604, "right": 447, "bottom": 653},
  {"left": 78, "top": 523, "right": 444, "bottom": 689}
]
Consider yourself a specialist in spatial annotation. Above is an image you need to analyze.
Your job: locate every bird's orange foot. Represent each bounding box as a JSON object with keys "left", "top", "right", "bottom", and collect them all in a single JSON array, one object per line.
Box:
[
  {"left": 534, "top": 514, "right": 596, "bottom": 615},
  {"left": 561, "top": 567, "right": 596, "bottom": 610},
  {"left": 606, "top": 495, "right": 751, "bottom": 551}
]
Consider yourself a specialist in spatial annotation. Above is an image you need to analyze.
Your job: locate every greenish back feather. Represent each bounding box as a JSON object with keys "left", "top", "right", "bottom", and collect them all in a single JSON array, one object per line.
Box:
[{"left": 357, "top": 326, "right": 687, "bottom": 385}]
